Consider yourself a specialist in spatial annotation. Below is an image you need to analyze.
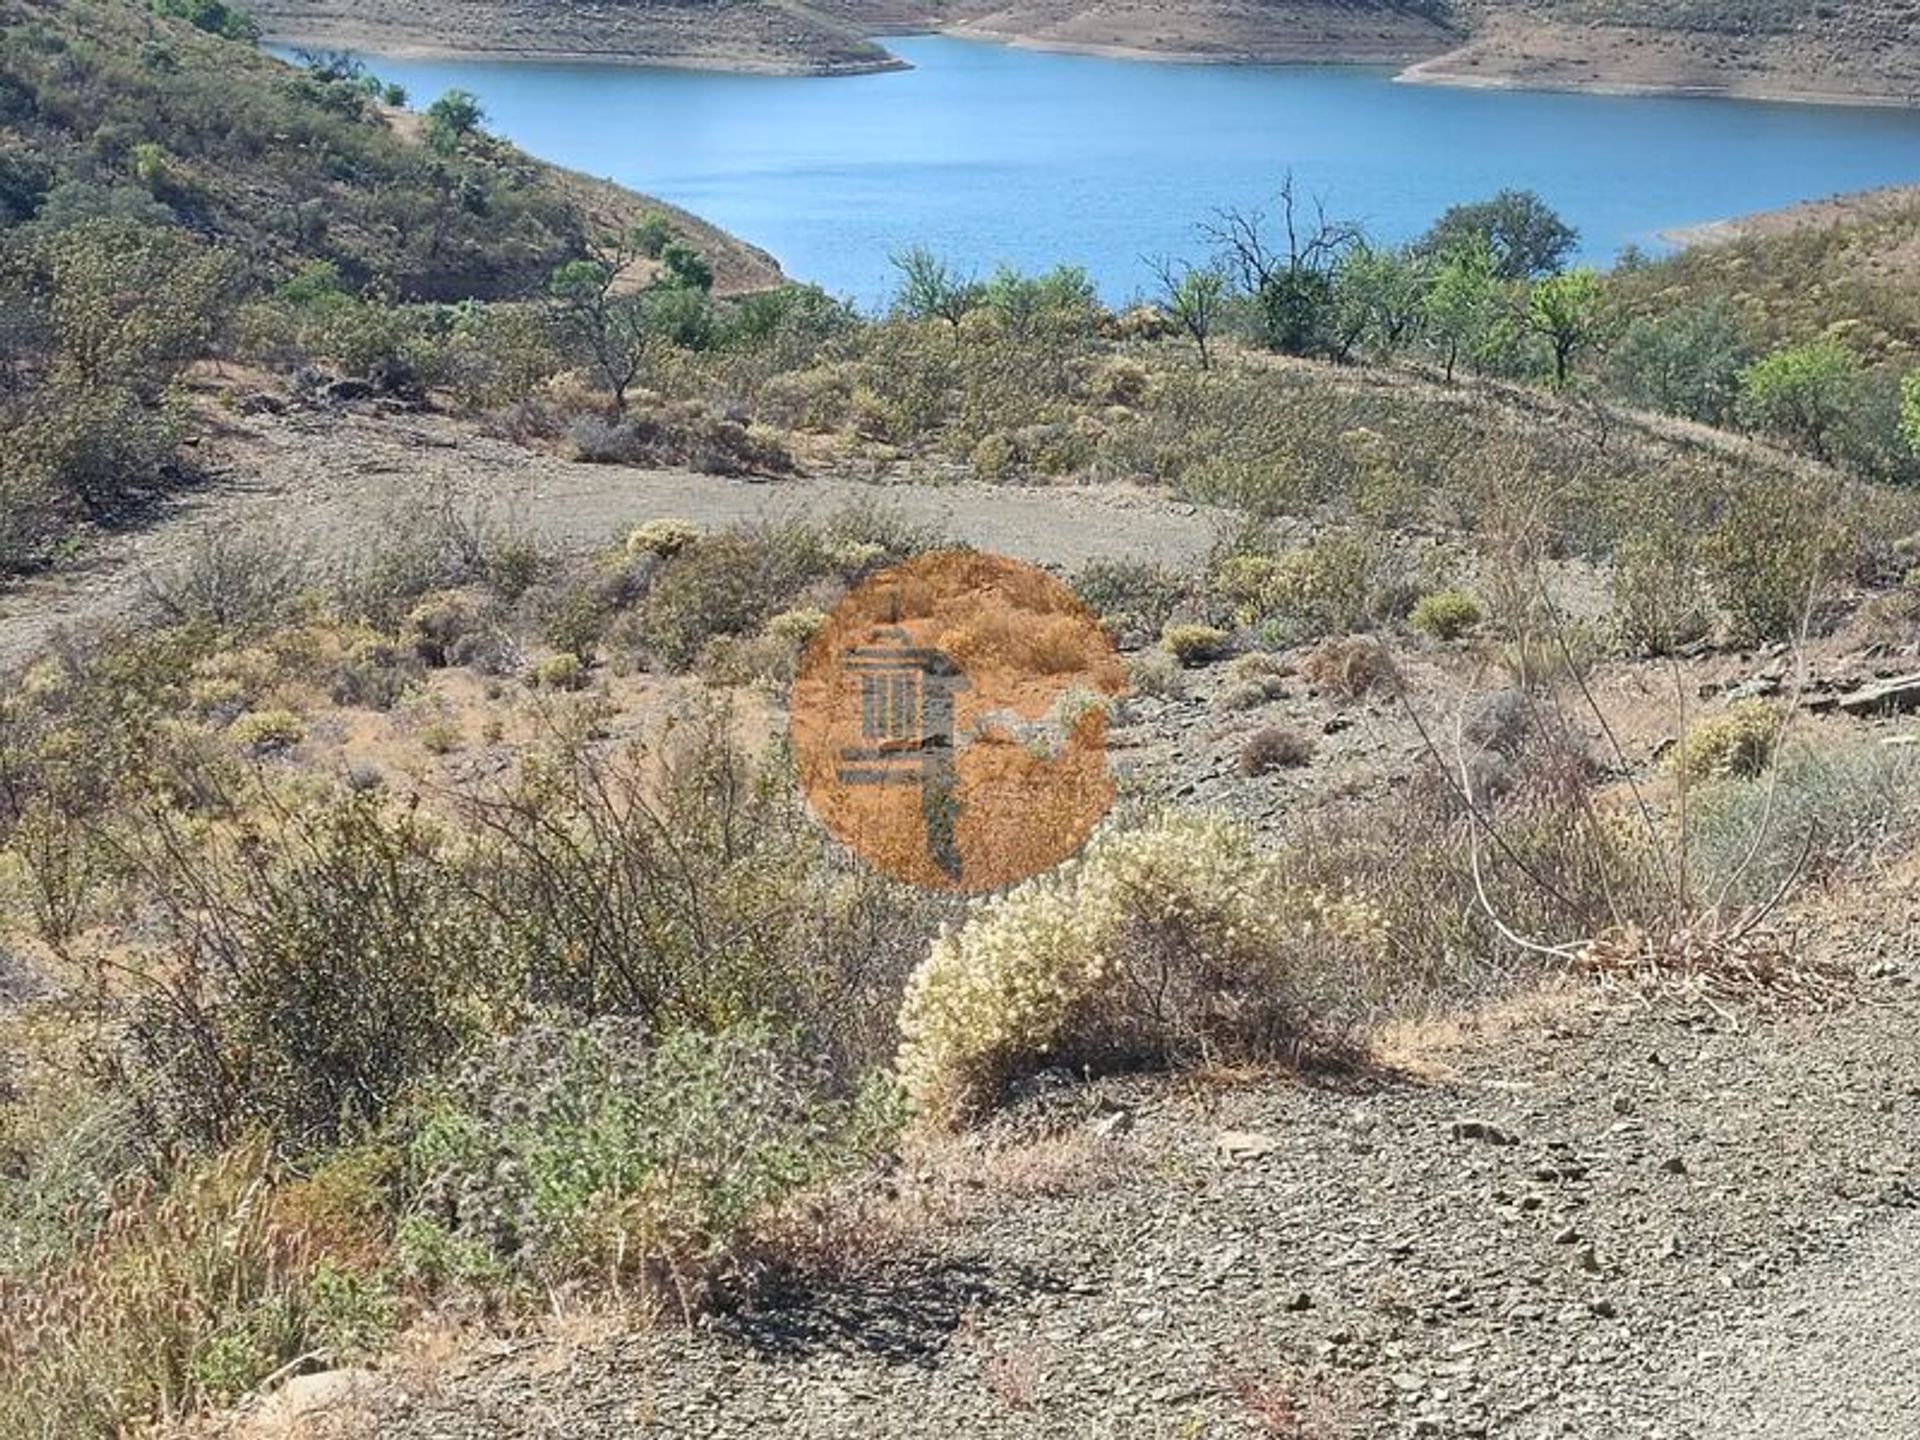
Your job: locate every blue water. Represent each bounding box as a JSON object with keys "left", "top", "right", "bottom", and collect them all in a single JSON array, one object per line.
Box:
[{"left": 304, "top": 36, "right": 1920, "bottom": 305}]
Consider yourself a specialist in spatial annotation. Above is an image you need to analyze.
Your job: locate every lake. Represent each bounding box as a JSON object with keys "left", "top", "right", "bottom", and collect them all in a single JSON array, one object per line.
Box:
[{"left": 303, "top": 36, "right": 1920, "bottom": 305}]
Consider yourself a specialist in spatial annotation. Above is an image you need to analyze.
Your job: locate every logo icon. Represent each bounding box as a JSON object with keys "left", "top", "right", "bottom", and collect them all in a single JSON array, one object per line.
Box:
[{"left": 792, "top": 551, "right": 1126, "bottom": 892}]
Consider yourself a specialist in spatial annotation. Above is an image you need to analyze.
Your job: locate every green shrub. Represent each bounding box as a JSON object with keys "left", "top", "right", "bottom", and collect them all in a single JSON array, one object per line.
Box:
[
  {"left": 1689, "top": 739, "right": 1920, "bottom": 905},
  {"left": 1408, "top": 589, "right": 1483, "bottom": 641},
  {"left": 1669, "top": 701, "right": 1782, "bottom": 785},
  {"left": 531, "top": 653, "right": 587, "bottom": 691},
  {"left": 1161, "top": 623, "right": 1231, "bottom": 667},
  {"left": 401, "top": 1020, "right": 899, "bottom": 1294},
  {"left": 1736, "top": 340, "right": 1864, "bottom": 462},
  {"left": 1071, "top": 558, "right": 1189, "bottom": 649},
  {"left": 227, "top": 707, "right": 304, "bottom": 754},
  {"left": 897, "top": 813, "right": 1378, "bottom": 1127},
  {"left": 117, "top": 795, "right": 507, "bottom": 1150}
]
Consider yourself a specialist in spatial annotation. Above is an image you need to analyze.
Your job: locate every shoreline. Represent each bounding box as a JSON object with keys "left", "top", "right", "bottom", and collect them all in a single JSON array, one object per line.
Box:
[
  {"left": 1394, "top": 50, "right": 1920, "bottom": 113},
  {"left": 257, "top": 33, "right": 910, "bottom": 77},
  {"left": 261, "top": 21, "right": 1920, "bottom": 111}
]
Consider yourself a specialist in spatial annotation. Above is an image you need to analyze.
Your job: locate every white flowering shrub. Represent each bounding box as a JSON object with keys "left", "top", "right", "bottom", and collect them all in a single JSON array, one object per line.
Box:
[{"left": 897, "top": 812, "right": 1382, "bottom": 1127}]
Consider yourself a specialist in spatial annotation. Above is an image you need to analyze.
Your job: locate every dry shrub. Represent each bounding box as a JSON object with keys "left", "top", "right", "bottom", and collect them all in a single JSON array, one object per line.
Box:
[
  {"left": 896, "top": 813, "right": 1379, "bottom": 1127},
  {"left": 1668, "top": 701, "right": 1781, "bottom": 785},
  {"left": 0, "top": 1144, "right": 393, "bottom": 1437},
  {"left": 1240, "top": 726, "right": 1314, "bottom": 776},
  {"left": 1299, "top": 635, "right": 1398, "bottom": 700},
  {"left": 1162, "top": 623, "right": 1232, "bottom": 667}
]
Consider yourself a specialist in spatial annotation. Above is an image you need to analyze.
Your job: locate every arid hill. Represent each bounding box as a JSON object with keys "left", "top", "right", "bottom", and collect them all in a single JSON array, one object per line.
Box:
[{"left": 252, "top": 0, "right": 1920, "bottom": 103}]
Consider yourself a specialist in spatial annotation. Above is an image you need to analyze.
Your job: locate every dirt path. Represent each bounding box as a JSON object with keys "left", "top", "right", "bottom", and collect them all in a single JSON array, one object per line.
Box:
[{"left": 0, "top": 406, "right": 1225, "bottom": 673}]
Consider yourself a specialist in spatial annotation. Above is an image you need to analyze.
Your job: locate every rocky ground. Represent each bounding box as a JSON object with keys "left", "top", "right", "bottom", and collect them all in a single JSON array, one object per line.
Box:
[
  {"left": 237, "top": 904, "right": 1920, "bottom": 1438},
  {"left": 0, "top": 399, "right": 1223, "bottom": 674},
  {"left": 15, "top": 393, "right": 1920, "bottom": 1440}
]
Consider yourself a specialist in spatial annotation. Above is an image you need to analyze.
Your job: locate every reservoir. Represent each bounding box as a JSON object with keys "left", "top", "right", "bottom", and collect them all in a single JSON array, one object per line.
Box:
[{"left": 310, "top": 36, "right": 1920, "bottom": 305}]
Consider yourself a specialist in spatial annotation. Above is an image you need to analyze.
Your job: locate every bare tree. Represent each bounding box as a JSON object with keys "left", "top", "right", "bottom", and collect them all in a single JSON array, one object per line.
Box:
[{"left": 1149, "top": 257, "right": 1228, "bottom": 371}]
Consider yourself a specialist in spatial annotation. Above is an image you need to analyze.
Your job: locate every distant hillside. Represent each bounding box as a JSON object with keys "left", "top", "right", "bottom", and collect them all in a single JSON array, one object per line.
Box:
[
  {"left": 818, "top": 0, "right": 1460, "bottom": 63},
  {"left": 1406, "top": 0, "right": 1920, "bottom": 105},
  {"left": 0, "top": 0, "right": 782, "bottom": 299},
  {"left": 253, "top": 0, "right": 1920, "bottom": 104},
  {"left": 249, "top": 0, "right": 903, "bottom": 74},
  {"left": 1618, "top": 186, "right": 1920, "bottom": 363}
]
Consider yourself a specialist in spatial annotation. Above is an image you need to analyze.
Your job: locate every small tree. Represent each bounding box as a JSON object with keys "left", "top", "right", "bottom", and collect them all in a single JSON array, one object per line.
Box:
[
  {"left": 1900, "top": 369, "right": 1920, "bottom": 457},
  {"left": 1151, "top": 259, "right": 1228, "bottom": 370},
  {"left": 659, "top": 240, "right": 713, "bottom": 294},
  {"left": 1421, "top": 239, "right": 1503, "bottom": 383},
  {"left": 1420, "top": 189, "right": 1576, "bottom": 281},
  {"left": 1203, "top": 173, "right": 1362, "bottom": 357},
  {"left": 1526, "top": 268, "right": 1604, "bottom": 387},
  {"left": 889, "top": 246, "right": 980, "bottom": 327},
  {"left": 1607, "top": 297, "right": 1749, "bottom": 425},
  {"left": 1331, "top": 242, "right": 1429, "bottom": 360},
  {"left": 424, "top": 89, "right": 485, "bottom": 155},
  {"left": 1736, "top": 340, "right": 1863, "bottom": 462}
]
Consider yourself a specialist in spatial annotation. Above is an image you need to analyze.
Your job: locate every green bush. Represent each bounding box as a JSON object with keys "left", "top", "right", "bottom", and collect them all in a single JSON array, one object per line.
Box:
[
  {"left": 401, "top": 1020, "right": 899, "bottom": 1293},
  {"left": 118, "top": 795, "right": 508, "bottom": 1150},
  {"left": 1668, "top": 701, "right": 1782, "bottom": 785},
  {"left": 897, "top": 813, "right": 1378, "bottom": 1127},
  {"left": 1690, "top": 739, "right": 1920, "bottom": 905},
  {"left": 1408, "top": 589, "right": 1483, "bottom": 641},
  {"left": 1736, "top": 340, "right": 1864, "bottom": 462}
]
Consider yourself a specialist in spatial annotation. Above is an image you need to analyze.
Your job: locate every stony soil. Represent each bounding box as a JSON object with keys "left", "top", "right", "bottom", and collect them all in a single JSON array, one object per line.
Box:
[
  {"left": 239, "top": 936, "right": 1920, "bottom": 1438},
  {"left": 17, "top": 394, "right": 1920, "bottom": 1440},
  {"left": 0, "top": 401, "right": 1225, "bottom": 675}
]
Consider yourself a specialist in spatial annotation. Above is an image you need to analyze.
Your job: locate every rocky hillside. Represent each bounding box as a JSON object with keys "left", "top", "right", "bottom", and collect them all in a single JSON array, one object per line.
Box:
[
  {"left": 250, "top": 0, "right": 1920, "bottom": 102},
  {"left": 249, "top": 0, "right": 903, "bottom": 73},
  {"left": 0, "top": 0, "right": 782, "bottom": 298},
  {"left": 1406, "top": 0, "right": 1920, "bottom": 105}
]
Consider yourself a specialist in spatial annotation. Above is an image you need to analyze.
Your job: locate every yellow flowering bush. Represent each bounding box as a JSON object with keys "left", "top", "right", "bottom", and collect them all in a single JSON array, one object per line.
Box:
[
  {"left": 1669, "top": 700, "right": 1781, "bottom": 784},
  {"left": 625, "top": 518, "right": 702, "bottom": 559},
  {"left": 897, "top": 813, "right": 1377, "bottom": 1127}
]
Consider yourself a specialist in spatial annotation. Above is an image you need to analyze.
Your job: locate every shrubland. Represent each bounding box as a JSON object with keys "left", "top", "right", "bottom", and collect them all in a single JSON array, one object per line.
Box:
[{"left": 6, "top": 12, "right": 1920, "bottom": 1432}]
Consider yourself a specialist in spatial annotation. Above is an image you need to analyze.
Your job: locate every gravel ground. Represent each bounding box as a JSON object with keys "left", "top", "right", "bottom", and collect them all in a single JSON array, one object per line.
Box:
[
  {"left": 0, "top": 404, "right": 1226, "bottom": 674},
  {"left": 328, "top": 956, "right": 1920, "bottom": 1440}
]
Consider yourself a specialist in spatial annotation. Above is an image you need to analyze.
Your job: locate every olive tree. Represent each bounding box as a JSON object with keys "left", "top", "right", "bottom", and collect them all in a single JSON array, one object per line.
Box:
[
  {"left": 1526, "top": 269, "right": 1604, "bottom": 387},
  {"left": 1420, "top": 190, "right": 1576, "bottom": 282}
]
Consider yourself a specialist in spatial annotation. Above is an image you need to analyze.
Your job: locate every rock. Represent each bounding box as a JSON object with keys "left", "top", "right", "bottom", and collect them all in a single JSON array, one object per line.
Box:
[
  {"left": 1216, "top": 1129, "right": 1279, "bottom": 1162},
  {"left": 259, "top": 1368, "right": 383, "bottom": 1427},
  {"left": 1285, "top": 1290, "right": 1314, "bottom": 1312},
  {"left": 1832, "top": 672, "right": 1920, "bottom": 717},
  {"left": 1451, "top": 1118, "right": 1518, "bottom": 1146},
  {"left": 1660, "top": 1156, "right": 1689, "bottom": 1176}
]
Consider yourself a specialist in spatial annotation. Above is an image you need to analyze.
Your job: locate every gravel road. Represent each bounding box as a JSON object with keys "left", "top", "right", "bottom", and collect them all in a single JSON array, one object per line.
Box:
[
  {"left": 322, "top": 969, "right": 1920, "bottom": 1440},
  {"left": 0, "top": 406, "right": 1225, "bottom": 673}
]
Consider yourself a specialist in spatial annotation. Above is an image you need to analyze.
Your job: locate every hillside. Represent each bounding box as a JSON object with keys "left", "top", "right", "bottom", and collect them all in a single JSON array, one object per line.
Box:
[
  {"left": 0, "top": 0, "right": 782, "bottom": 298},
  {"left": 1620, "top": 185, "right": 1920, "bottom": 363},
  {"left": 248, "top": 0, "right": 904, "bottom": 73},
  {"left": 1405, "top": 0, "right": 1920, "bottom": 106},
  {"left": 250, "top": 0, "right": 1920, "bottom": 103}
]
